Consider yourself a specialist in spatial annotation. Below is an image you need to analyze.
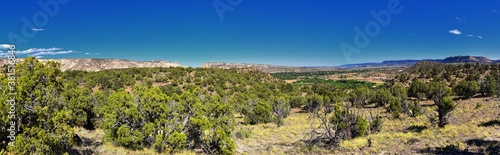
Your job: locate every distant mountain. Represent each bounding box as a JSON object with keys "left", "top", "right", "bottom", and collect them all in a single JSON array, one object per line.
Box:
[
  {"left": 441, "top": 56, "right": 492, "bottom": 63},
  {"left": 340, "top": 56, "right": 496, "bottom": 68},
  {"left": 203, "top": 56, "right": 499, "bottom": 72},
  {"left": 2, "top": 55, "right": 497, "bottom": 73},
  {"left": 0, "top": 58, "right": 182, "bottom": 71},
  {"left": 338, "top": 59, "right": 442, "bottom": 68}
]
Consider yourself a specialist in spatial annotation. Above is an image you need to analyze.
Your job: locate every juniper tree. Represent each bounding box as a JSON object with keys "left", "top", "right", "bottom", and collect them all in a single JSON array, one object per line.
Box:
[
  {"left": 429, "top": 82, "right": 456, "bottom": 128},
  {"left": 1, "top": 57, "right": 76, "bottom": 154}
]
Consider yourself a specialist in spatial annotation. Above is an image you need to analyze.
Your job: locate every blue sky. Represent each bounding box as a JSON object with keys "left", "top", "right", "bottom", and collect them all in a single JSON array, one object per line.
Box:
[{"left": 1, "top": 0, "right": 499, "bottom": 67}]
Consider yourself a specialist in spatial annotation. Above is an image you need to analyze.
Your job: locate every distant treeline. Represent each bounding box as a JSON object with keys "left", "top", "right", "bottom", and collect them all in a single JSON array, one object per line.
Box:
[
  {"left": 293, "top": 78, "right": 376, "bottom": 89},
  {"left": 271, "top": 69, "right": 372, "bottom": 80}
]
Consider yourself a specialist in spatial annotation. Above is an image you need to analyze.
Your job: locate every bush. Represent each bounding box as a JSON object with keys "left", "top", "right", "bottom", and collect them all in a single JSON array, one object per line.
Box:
[
  {"left": 370, "top": 113, "right": 384, "bottom": 133},
  {"left": 235, "top": 128, "right": 252, "bottom": 139},
  {"left": 408, "top": 79, "right": 429, "bottom": 100},
  {"left": 354, "top": 115, "right": 369, "bottom": 137},
  {"left": 373, "top": 88, "right": 392, "bottom": 107},
  {"left": 305, "top": 94, "right": 325, "bottom": 113},
  {"left": 271, "top": 96, "right": 291, "bottom": 127},
  {"left": 475, "top": 102, "right": 483, "bottom": 109},
  {"left": 389, "top": 97, "right": 402, "bottom": 118},
  {"left": 116, "top": 125, "right": 143, "bottom": 149},
  {"left": 153, "top": 134, "right": 166, "bottom": 152},
  {"left": 244, "top": 100, "right": 272, "bottom": 124},
  {"left": 166, "top": 131, "right": 187, "bottom": 151},
  {"left": 349, "top": 87, "right": 371, "bottom": 107},
  {"left": 290, "top": 96, "right": 307, "bottom": 108},
  {"left": 409, "top": 100, "right": 423, "bottom": 117},
  {"left": 454, "top": 80, "right": 480, "bottom": 99}
]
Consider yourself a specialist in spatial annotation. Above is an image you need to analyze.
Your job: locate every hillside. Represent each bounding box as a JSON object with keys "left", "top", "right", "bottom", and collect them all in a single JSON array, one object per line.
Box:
[
  {"left": 0, "top": 58, "right": 181, "bottom": 71},
  {"left": 1, "top": 57, "right": 499, "bottom": 155},
  {"left": 442, "top": 56, "right": 493, "bottom": 63},
  {"left": 339, "top": 59, "right": 441, "bottom": 68},
  {"left": 203, "top": 56, "right": 499, "bottom": 72}
]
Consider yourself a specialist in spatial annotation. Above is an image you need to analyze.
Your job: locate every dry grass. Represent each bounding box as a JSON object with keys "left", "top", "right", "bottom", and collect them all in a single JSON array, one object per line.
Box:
[
  {"left": 72, "top": 97, "right": 500, "bottom": 154},
  {"left": 236, "top": 97, "right": 500, "bottom": 154},
  {"left": 234, "top": 112, "right": 319, "bottom": 155}
]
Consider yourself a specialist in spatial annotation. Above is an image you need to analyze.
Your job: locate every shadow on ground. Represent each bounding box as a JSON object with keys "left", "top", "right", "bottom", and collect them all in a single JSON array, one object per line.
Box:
[
  {"left": 478, "top": 120, "right": 500, "bottom": 127},
  {"left": 419, "top": 139, "right": 500, "bottom": 155},
  {"left": 404, "top": 125, "right": 427, "bottom": 133}
]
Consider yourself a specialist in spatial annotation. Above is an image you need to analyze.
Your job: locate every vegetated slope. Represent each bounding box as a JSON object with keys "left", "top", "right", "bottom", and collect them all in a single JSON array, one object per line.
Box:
[
  {"left": 400, "top": 61, "right": 500, "bottom": 84},
  {"left": 1, "top": 57, "right": 308, "bottom": 154},
  {"left": 0, "top": 58, "right": 182, "bottom": 71},
  {"left": 2, "top": 57, "right": 499, "bottom": 155}
]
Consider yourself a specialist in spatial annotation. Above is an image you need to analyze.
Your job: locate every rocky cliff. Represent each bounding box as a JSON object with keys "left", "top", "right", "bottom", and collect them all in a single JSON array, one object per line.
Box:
[{"left": 0, "top": 58, "right": 182, "bottom": 71}]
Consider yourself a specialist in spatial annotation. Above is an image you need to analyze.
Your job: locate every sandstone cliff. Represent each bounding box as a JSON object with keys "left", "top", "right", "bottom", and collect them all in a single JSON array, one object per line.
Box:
[{"left": 0, "top": 58, "right": 182, "bottom": 71}]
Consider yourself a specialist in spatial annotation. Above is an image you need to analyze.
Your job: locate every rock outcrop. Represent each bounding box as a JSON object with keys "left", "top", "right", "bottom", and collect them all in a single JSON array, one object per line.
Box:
[{"left": 0, "top": 58, "right": 182, "bottom": 71}]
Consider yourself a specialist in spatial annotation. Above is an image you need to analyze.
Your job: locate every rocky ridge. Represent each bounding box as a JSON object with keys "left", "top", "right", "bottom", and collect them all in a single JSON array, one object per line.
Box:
[{"left": 0, "top": 58, "right": 182, "bottom": 72}]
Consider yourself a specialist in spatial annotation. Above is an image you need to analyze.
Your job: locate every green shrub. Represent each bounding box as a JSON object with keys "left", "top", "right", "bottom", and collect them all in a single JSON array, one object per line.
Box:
[
  {"left": 235, "top": 128, "right": 252, "bottom": 139},
  {"left": 354, "top": 115, "right": 369, "bottom": 137},
  {"left": 290, "top": 96, "right": 307, "bottom": 108},
  {"left": 245, "top": 100, "right": 272, "bottom": 125},
  {"left": 475, "top": 102, "right": 483, "bottom": 109},
  {"left": 116, "top": 125, "right": 143, "bottom": 149},
  {"left": 153, "top": 134, "right": 166, "bottom": 152},
  {"left": 166, "top": 131, "right": 187, "bottom": 151},
  {"left": 410, "top": 100, "right": 423, "bottom": 117},
  {"left": 389, "top": 97, "right": 402, "bottom": 118},
  {"left": 370, "top": 113, "right": 384, "bottom": 133},
  {"left": 454, "top": 80, "right": 480, "bottom": 99}
]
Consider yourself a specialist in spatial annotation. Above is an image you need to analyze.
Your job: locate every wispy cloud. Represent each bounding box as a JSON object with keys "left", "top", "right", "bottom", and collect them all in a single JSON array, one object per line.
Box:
[
  {"left": 16, "top": 48, "right": 63, "bottom": 55},
  {"left": 449, "top": 29, "right": 462, "bottom": 35},
  {"left": 467, "top": 34, "right": 474, "bottom": 37},
  {"left": 0, "top": 47, "right": 75, "bottom": 58},
  {"left": 32, "top": 28, "right": 45, "bottom": 32},
  {"left": 30, "top": 50, "right": 74, "bottom": 56},
  {"left": 84, "top": 52, "right": 100, "bottom": 55},
  {"left": 455, "top": 17, "right": 466, "bottom": 22},
  {"left": 478, "top": 36, "right": 483, "bottom": 39},
  {"left": 0, "top": 44, "right": 14, "bottom": 49},
  {"left": 492, "top": 10, "right": 498, "bottom": 13}
]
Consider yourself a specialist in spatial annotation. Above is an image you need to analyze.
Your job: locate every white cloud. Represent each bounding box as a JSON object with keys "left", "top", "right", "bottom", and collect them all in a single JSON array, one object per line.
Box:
[
  {"left": 455, "top": 17, "right": 466, "bottom": 22},
  {"left": 16, "top": 48, "right": 63, "bottom": 55},
  {"left": 0, "top": 44, "right": 14, "bottom": 49},
  {"left": 449, "top": 29, "right": 462, "bottom": 35},
  {"left": 478, "top": 36, "right": 483, "bottom": 39},
  {"left": 467, "top": 34, "right": 474, "bottom": 37},
  {"left": 30, "top": 50, "right": 74, "bottom": 56},
  {"left": 84, "top": 52, "right": 100, "bottom": 55},
  {"left": 0, "top": 48, "right": 76, "bottom": 58},
  {"left": 32, "top": 28, "right": 44, "bottom": 32}
]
